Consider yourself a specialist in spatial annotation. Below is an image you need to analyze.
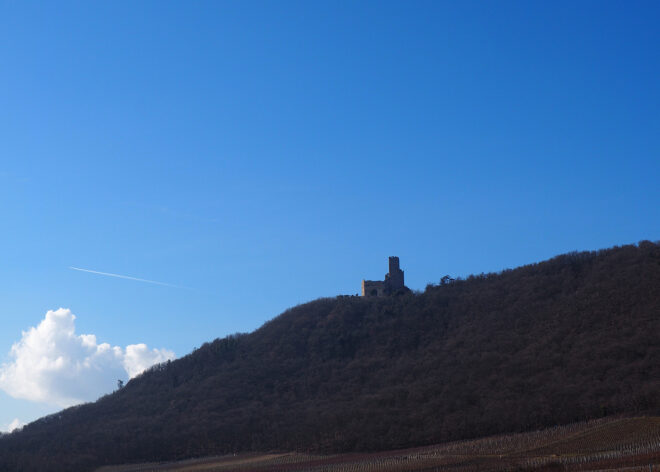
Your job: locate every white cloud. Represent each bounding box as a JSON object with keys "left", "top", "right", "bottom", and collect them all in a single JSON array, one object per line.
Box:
[
  {"left": 0, "top": 308, "right": 175, "bottom": 408},
  {"left": 2, "top": 418, "right": 23, "bottom": 433},
  {"left": 123, "top": 343, "right": 171, "bottom": 378}
]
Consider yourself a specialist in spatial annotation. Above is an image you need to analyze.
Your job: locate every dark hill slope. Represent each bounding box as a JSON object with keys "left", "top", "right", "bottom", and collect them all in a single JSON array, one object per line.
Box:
[{"left": 1, "top": 242, "right": 659, "bottom": 471}]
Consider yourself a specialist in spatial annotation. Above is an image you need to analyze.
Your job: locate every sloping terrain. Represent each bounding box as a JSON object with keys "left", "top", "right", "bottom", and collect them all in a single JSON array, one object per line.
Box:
[
  {"left": 1, "top": 241, "right": 659, "bottom": 471},
  {"left": 97, "top": 416, "right": 660, "bottom": 472}
]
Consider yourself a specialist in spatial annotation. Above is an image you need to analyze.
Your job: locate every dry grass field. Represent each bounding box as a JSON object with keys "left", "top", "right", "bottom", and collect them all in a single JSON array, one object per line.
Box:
[{"left": 97, "top": 416, "right": 660, "bottom": 472}]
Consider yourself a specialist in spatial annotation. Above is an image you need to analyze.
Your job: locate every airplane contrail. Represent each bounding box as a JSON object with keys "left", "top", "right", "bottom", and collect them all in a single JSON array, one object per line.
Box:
[{"left": 68, "top": 266, "right": 185, "bottom": 289}]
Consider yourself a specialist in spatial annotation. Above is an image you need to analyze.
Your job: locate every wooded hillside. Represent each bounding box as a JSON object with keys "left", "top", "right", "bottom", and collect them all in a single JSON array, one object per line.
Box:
[{"left": 1, "top": 241, "right": 659, "bottom": 472}]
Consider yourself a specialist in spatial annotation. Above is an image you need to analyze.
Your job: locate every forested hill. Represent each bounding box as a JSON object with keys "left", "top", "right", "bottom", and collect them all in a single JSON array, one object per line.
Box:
[{"left": 2, "top": 242, "right": 660, "bottom": 472}]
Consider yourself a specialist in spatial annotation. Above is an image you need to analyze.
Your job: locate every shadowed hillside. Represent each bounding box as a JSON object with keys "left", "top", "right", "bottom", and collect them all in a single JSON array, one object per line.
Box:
[{"left": 1, "top": 241, "right": 659, "bottom": 471}]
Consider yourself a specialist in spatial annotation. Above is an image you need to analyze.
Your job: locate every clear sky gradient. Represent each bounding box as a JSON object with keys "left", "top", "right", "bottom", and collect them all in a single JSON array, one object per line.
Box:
[{"left": 1, "top": 1, "right": 659, "bottom": 429}]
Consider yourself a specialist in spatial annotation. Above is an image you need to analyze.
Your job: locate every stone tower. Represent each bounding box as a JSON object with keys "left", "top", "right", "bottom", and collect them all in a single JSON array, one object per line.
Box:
[{"left": 385, "top": 256, "right": 404, "bottom": 290}]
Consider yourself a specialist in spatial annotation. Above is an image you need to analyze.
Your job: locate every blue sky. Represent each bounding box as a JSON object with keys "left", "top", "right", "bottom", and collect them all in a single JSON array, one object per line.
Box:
[{"left": 1, "top": 1, "right": 659, "bottom": 430}]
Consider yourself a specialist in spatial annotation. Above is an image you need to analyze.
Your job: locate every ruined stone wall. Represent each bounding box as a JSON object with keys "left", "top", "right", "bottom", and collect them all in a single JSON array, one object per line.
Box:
[{"left": 362, "top": 280, "right": 386, "bottom": 297}]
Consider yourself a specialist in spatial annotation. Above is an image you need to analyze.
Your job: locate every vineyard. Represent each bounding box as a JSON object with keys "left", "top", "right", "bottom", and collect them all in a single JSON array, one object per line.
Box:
[{"left": 97, "top": 416, "right": 660, "bottom": 472}]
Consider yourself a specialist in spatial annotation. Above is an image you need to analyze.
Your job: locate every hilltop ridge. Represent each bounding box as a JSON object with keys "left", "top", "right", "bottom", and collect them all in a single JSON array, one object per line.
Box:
[{"left": 1, "top": 241, "right": 659, "bottom": 472}]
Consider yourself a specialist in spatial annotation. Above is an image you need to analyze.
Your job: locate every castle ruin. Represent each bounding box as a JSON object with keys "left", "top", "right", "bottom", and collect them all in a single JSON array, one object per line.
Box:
[{"left": 361, "top": 256, "right": 405, "bottom": 297}]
